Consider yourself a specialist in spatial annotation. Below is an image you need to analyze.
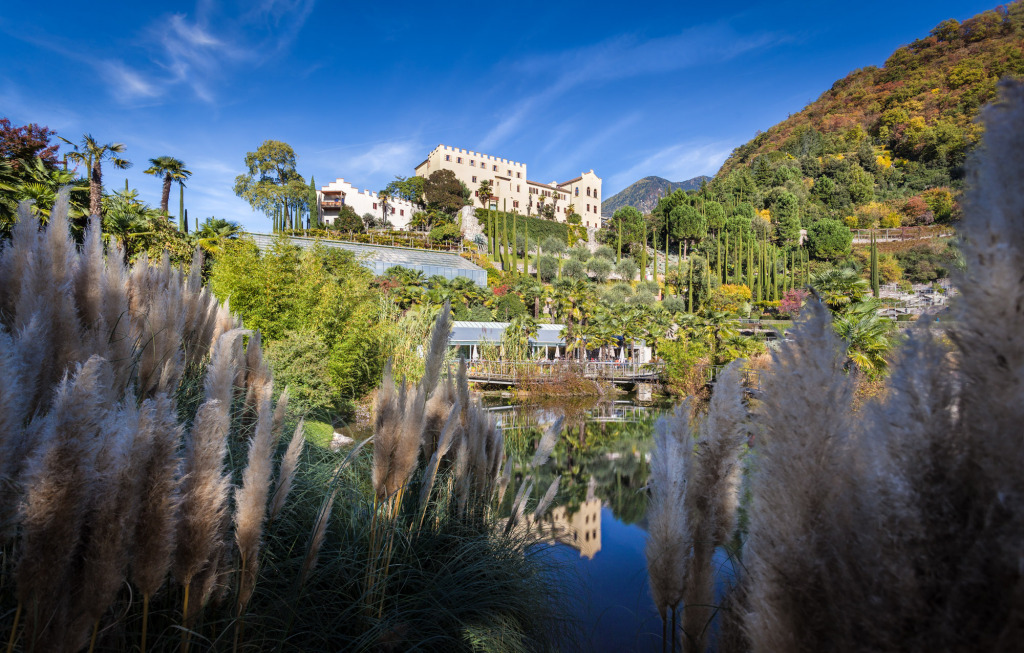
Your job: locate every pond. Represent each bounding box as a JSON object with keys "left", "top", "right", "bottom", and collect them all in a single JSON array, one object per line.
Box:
[{"left": 486, "top": 395, "right": 672, "bottom": 652}]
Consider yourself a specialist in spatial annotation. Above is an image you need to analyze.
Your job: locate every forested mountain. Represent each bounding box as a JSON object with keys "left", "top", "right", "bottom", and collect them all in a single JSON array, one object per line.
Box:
[
  {"left": 710, "top": 2, "right": 1024, "bottom": 228},
  {"left": 602, "top": 175, "right": 712, "bottom": 215}
]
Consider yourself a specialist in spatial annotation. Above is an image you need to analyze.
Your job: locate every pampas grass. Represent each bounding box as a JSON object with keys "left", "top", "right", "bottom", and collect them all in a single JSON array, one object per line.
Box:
[{"left": 639, "top": 79, "right": 1024, "bottom": 653}]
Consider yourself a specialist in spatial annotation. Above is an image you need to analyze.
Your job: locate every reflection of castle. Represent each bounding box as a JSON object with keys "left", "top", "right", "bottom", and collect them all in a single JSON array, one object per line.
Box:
[
  {"left": 522, "top": 477, "right": 603, "bottom": 559},
  {"left": 538, "top": 498, "right": 603, "bottom": 559}
]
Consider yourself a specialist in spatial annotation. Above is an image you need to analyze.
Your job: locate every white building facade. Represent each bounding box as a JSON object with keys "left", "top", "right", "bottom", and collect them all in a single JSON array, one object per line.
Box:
[
  {"left": 414, "top": 145, "right": 604, "bottom": 229},
  {"left": 316, "top": 178, "right": 417, "bottom": 231}
]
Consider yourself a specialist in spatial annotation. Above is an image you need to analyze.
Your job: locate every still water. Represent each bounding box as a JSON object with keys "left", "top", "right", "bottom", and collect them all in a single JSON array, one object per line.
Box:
[{"left": 486, "top": 396, "right": 670, "bottom": 652}]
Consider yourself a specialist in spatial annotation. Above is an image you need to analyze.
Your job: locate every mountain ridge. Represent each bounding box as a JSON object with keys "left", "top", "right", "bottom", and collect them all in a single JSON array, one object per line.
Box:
[{"left": 602, "top": 175, "right": 712, "bottom": 215}]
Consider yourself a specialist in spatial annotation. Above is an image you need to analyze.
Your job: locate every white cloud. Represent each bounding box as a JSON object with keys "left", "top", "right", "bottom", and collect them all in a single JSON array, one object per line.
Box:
[
  {"left": 99, "top": 61, "right": 164, "bottom": 102},
  {"left": 606, "top": 141, "right": 733, "bottom": 193},
  {"left": 480, "top": 23, "right": 778, "bottom": 151}
]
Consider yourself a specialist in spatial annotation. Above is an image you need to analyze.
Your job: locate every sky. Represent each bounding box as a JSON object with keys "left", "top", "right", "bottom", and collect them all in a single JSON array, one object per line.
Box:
[{"left": 1, "top": 0, "right": 1001, "bottom": 231}]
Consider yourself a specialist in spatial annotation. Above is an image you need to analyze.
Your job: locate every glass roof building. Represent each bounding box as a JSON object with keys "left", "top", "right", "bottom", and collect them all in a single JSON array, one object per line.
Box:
[
  {"left": 247, "top": 233, "right": 487, "bottom": 286},
  {"left": 449, "top": 322, "right": 566, "bottom": 347}
]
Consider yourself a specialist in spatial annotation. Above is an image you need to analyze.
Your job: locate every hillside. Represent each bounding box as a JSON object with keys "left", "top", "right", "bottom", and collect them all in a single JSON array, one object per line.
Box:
[
  {"left": 602, "top": 175, "right": 712, "bottom": 215},
  {"left": 710, "top": 2, "right": 1024, "bottom": 228}
]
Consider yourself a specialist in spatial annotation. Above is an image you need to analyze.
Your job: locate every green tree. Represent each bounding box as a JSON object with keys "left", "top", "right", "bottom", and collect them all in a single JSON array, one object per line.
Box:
[
  {"left": 811, "top": 267, "right": 869, "bottom": 311},
  {"left": 807, "top": 218, "right": 853, "bottom": 260},
  {"left": 423, "top": 169, "right": 467, "bottom": 216},
  {"left": 64, "top": 134, "right": 131, "bottom": 217},
  {"left": 670, "top": 202, "right": 707, "bottom": 254},
  {"left": 770, "top": 190, "right": 801, "bottom": 246},
  {"left": 233, "top": 140, "right": 305, "bottom": 229},
  {"left": 144, "top": 156, "right": 192, "bottom": 227}
]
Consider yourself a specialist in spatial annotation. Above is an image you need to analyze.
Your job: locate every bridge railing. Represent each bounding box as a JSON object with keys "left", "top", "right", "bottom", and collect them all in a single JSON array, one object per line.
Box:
[{"left": 466, "top": 360, "right": 664, "bottom": 382}]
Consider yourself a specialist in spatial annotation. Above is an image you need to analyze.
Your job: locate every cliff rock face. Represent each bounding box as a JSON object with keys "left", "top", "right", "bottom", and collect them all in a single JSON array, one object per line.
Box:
[{"left": 602, "top": 175, "right": 712, "bottom": 215}]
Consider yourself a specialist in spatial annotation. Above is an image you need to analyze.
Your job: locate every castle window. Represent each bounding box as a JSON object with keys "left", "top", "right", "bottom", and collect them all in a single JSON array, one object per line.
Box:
[
  {"left": 472, "top": 176, "right": 477, "bottom": 183},
  {"left": 575, "top": 188, "right": 579, "bottom": 196},
  {"left": 492, "top": 164, "right": 498, "bottom": 171},
  {"left": 457, "top": 157, "right": 462, "bottom": 163},
  {"left": 445, "top": 154, "right": 451, "bottom": 161},
  {"left": 373, "top": 202, "right": 377, "bottom": 209},
  {"left": 516, "top": 172, "right": 521, "bottom": 178},
  {"left": 400, "top": 209, "right": 404, "bottom": 216},
  {"left": 470, "top": 160, "right": 475, "bottom": 166},
  {"left": 587, "top": 187, "right": 591, "bottom": 197},
  {"left": 517, "top": 185, "right": 520, "bottom": 192},
  {"left": 513, "top": 200, "right": 519, "bottom": 208},
  {"left": 507, "top": 169, "right": 512, "bottom": 176}
]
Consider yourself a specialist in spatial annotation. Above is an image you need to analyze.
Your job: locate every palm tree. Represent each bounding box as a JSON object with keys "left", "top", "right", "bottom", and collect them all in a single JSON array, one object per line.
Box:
[
  {"left": 811, "top": 267, "right": 870, "bottom": 312},
  {"left": 477, "top": 179, "right": 493, "bottom": 210},
  {"left": 101, "top": 188, "right": 161, "bottom": 254},
  {"left": 144, "top": 156, "right": 192, "bottom": 221},
  {"left": 65, "top": 135, "right": 132, "bottom": 217},
  {"left": 833, "top": 300, "right": 895, "bottom": 376},
  {"left": 196, "top": 217, "right": 242, "bottom": 255}
]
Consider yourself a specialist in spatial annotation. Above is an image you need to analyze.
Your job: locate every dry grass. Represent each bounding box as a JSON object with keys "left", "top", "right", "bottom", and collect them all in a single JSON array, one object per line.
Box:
[{"left": 645, "top": 80, "right": 1024, "bottom": 652}]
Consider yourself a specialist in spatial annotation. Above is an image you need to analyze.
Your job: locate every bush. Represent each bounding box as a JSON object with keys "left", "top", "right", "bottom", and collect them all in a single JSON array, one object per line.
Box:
[
  {"left": 640, "top": 280, "right": 661, "bottom": 295},
  {"left": 304, "top": 420, "right": 335, "bottom": 447},
  {"left": 594, "top": 245, "right": 616, "bottom": 260},
  {"left": 475, "top": 209, "right": 568, "bottom": 244},
  {"left": 709, "top": 284, "right": 753, "bottom": 313},
  {"left": 616, "top": 258, "right": 638, "bottom": 281},
  {"left": 807, "top": 218, "right": 853, "bottom": 260},
  {"left": 492, "top": 293, "right": 528, "bottom": 320},
  {"left": 632, "top": 289, "right": 657, "bottom": 306},
  {"left": 586, "top": 257, "right": 613, "bottom": 282},
  {"left": 428, "top": 222, "right": 462, "bottom": 244},
  {"left": 541, "top": 235, "right": 566, "bottom": 255},
  {"left": 468, "top": 304, "right": 493, "bottom": 321},
  {"left": 265, "top": 330, "right": 338, "bottom": 417},
  {"left": 568, "top": 245, "right": 591, "bottom": 262},
  {"left": 662, "top": 295, "right": 687, "bottom": 314},
  {"left": 563, "top": 258, "right": 588, "bottom": 281},
  {"left": 537, "top": 254, "right": 559, "bottom": 282}
]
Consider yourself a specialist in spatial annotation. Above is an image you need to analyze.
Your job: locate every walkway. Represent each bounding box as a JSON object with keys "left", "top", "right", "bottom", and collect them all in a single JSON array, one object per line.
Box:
[{"left": 466, "top": 360, "right": 663, "bottom": 386}]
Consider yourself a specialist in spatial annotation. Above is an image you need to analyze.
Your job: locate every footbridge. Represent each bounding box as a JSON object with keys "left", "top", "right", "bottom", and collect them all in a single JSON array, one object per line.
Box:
[{"left": 466, "top": 360, "right": 663, "bottom": 386}]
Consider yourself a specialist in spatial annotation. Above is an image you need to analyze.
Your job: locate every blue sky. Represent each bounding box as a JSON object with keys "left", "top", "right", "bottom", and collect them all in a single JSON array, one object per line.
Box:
[{"left": 1, "top": 1, "right": 999, "bottom": 231}]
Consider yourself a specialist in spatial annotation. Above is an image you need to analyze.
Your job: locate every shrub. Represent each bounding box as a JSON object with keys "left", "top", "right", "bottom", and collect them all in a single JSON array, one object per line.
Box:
[
  {"left": 569, "top": 245, "right": 591, "bottom": 262},
  {"left": 492, "top": 292, "right": 528, "bottom": 320},
  {"left": 538, "top": 254, "right": 559, "bottom": 282},
  {"left": 632, "top": 289, "right": 657, "bottom": 306},
  {"left": 265, "top": 330, "right": 337, "bottom": 417},
  {"left": 541, "top": 235, "right": 566, "bottom": 255},
  {"left": 594, "top": 244, "right": 616, "bottom": 260},
  {"left": 586, "top": 256, "right": 613, "bottom": 282},
  {"left": 563, "top": 258, "right": 588, "bottom": 281},
  {"left": 662, "top": 295, "right": 687, "bottom": 314},
  {"left": 807, "top": 218, "right": 853, "bottom": 260},
  {"left": 304, "top": 420, "right": 336, "bottom": 447},
  {"left": 468, "top": 304, "right": 493, "bottom": 321},
  {"left": 709, "top": 284, "right": 753, "bottom": 313},
  {"left": 428, "top": 222, "right": 462, "bottom": 244},
  {"left": 616, "top": 258, "right": 638, "bottom": 281}
]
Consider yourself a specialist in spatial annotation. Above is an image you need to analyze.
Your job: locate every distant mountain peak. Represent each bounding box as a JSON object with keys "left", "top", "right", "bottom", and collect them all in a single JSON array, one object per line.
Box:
[{"left": 602, "top": 175, "right": 712, "bottom": 215}]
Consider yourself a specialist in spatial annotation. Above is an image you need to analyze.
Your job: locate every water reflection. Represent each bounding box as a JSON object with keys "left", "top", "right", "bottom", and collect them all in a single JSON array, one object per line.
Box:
[{"left": 487, "top": 396, "right": 669, "bottom": 652}]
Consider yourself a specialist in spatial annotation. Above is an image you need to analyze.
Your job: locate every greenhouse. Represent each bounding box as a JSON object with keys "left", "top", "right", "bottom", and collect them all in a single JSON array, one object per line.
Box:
[{"left": 247, "top": 233, "right": 487, "bottom": 286}]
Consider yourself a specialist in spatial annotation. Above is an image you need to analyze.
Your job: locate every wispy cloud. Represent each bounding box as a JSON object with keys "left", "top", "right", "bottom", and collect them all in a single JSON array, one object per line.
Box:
[
  {"left": 480, "top": 22, "right": 780, "bottom": 151},
  {"left": 606, "top": 141, "right": 734, "bottom": 193}
]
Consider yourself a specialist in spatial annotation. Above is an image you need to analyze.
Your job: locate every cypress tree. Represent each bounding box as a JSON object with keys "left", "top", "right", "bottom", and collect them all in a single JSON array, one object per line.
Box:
[
  {"left": 641, "top": 222, "right": 647, "bottom": 281},
  {"left": 179, "top": 184, "right": 186, "bottom": 233},
  {"left": 687, "top": 255, "right": 693, "bottom": 313},
  {"left": 870, "top": 231, "right": 880, "bottom": 297},
  {"left": 747, "top": 237, "right": 754, "bottom": 290},
  {"left": 617, "top": 218, "right": 622, "bottom": 264},
  {"left": 512, "top": 212, "right": 518, "bottom": 275},
  {"left": 723, "top": 231, "right": 729, "bottom": 284},
  {"left": 677, "top": 242, "right": 683, "bottom": 291},
  {"left": 524, "top": 222, "right": 529, "bottom": 276}
]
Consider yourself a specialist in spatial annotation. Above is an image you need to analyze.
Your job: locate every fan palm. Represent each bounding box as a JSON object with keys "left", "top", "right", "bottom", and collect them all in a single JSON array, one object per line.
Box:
[
  {"left": 144, "top": 156, "right": 192, "bottom": 231},
  {"left": 102, "top": 188, "right": 160, "bottom": 252},
  {"left": 832, "top": 300, "right": 895, "bottom": 376},
  {"left": 195, "top": 217, "right": 242, "bottom": 255},
  {"left": 64, "top": 135, "right": 132, "bottom": 217},
  {"left": 811, "top": 267, "right": 869, "bottom": 312}
]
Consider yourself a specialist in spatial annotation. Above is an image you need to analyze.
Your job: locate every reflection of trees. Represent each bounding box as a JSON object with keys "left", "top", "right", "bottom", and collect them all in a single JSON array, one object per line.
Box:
[{"left": 499, "top": 403, "right": 660, "bottom": 527}]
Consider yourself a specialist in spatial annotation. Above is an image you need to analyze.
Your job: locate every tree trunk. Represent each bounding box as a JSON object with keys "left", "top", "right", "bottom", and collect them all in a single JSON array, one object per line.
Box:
[
  {"left": 90, "top": 160, "right": 103, "bottom": 217},
  {"left": 162, "top": 174, "right": 172, "bottom": 215}
]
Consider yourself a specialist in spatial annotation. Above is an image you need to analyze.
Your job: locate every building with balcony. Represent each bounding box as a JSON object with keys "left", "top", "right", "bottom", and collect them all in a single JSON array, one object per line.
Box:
[
  {"left": 414, "top": 145, "right": 604, "bottom": 229},
  {"left": 316, "top": 178, "right": 417, "bottom": 230}
]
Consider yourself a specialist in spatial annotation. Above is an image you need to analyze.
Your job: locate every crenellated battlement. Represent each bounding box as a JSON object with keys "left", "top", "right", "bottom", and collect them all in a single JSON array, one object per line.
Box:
[{"left": 430, "top": 144, "right": 525, "bottom": 169}]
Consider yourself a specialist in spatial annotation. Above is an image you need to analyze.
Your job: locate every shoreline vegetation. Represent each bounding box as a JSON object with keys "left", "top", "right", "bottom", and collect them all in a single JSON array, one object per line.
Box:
[
  {"left": 645, "top": 79, "right": 1024, "bottom": 653},
  {"left": 0, "top": 199, "right": 571, "bottom": 652}
]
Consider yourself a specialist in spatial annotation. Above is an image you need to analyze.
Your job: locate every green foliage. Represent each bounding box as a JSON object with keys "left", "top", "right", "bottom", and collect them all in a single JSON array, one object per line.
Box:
[
  {"left": 329, "top": 204, "right": 364, "bottom": 232},
  {"left": 477, "top": 209, "right": 569, "bottom": 245},
  {"left": 586, "top": 256, "right": 613, "bottom": 282},
  {"left": 615, "top": 258, "right": 638, "bottom": 281},
  {"left": 233, "top": 140, "right": 307, "bottom": 227},
  {"left": 265, "top": 330, "right": 337, "bottom": 416},
  {"left": 562, "top": 258, "right": 588, "bottom": 281},
  {"left": 424, "top": 169, "right": 469, "bottom": 215},
  {"left": 492, "top": 292, "right": 528, "bottom": 321},
  {"left": 210, "top": 237, "right": 383, "bottom": 402},
  {"left": 468, "top": 304, "right": 493, "bottom": 321},
  {"left": 538, "top": 254, "right": 559, "bottom": 282},
  {"left": 568, "top": 245, "right": 591, "bottom": 262},
  {"left": 303, "top": 420, "right": 336, "bottom": 447},
  {"left": 428, "top": 222, "right": 462, "bottom": 243},
  {"left": 807, "top": 218, "right": 853, "bottom": 260},
  {"left": 382, "top": 175, "right": 425, "bottom": 205}
]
